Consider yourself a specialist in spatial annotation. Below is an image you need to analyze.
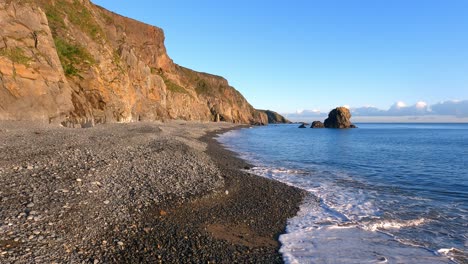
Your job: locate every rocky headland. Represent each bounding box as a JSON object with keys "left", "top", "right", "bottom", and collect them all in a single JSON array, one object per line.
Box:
[
  {"left": 258, "top": 110, "right": 291, "bottom": 124},
  {"left": 0, "top": 0, "right": 288, "bottom": 127}
]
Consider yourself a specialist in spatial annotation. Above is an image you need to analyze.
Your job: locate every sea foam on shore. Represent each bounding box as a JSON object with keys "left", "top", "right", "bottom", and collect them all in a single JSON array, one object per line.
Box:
[{"left": 218, "top": 124, "right": 467, "bottom": 263}]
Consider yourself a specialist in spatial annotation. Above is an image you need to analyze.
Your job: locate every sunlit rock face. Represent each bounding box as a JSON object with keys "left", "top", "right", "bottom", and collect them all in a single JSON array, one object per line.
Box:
[
  {"left": 0, "top": 0, "right": 269, "bottom": 126},
  {"left": 324, "top": 107, "right": 356, "bottom": 128}
]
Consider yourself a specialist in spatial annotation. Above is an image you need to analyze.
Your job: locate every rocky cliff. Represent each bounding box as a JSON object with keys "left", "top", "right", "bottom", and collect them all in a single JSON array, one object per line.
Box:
[
  {"left": 0, "top": 0, "right": 278, "bottom": 126},
  {"left": 258, "top": 110, "right": 291, "bottom": 124}
]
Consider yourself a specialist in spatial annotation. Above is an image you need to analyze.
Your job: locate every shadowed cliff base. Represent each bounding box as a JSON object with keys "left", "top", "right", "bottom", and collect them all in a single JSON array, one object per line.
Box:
[{"left": 0, "top": 0, "right": 288, "bottom": 126}]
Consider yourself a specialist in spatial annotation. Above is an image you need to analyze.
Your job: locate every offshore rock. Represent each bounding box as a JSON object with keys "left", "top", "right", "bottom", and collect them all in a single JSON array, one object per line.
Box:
[
  {"left": 324, "top": 107, "right": 356, "bottom": 128},
  {"left": 310, "top": 121, "right": 325, "bottom": 128}
]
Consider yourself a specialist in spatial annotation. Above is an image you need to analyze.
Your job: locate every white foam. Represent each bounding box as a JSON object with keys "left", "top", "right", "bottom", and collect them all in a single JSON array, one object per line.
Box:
[
  {"left": 243, "top": 166, "right": 455, "bottom": 264},
  {"left": 362, "top": 218, "right": 428, "bottom": 232},
  {"left": 437, "top": 248, "right": 468, "bottom": 264},
  {"left": 438, "top": 248, "right": 456, "bottom": 255},
  {"left": 279, "top": 196, "right": 453, "bottom": 264},
  {"left": 218, "top": 131, "right": 466, "bottom": 263},
  {"left": 250, "top": 166, "right": 380, "bottom": 222}
]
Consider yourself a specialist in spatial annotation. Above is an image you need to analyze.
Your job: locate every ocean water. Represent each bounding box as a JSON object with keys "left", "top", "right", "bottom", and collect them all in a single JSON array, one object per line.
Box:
[{"left": 218, "top": 123, "right": 468, "bottom": 264}]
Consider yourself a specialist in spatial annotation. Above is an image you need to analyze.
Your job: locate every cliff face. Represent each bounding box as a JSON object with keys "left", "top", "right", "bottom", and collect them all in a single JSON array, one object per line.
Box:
[
  {"left": 259, "top": 110, "right": 291, "bottom": 124},
  {"left": 0, "top": 0, "right": 272, "bottom": 126}
]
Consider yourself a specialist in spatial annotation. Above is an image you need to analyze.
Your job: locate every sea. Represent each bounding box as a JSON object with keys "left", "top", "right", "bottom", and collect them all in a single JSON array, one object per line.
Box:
[{"left": 217, "top": 123, "right": 468, "bottom": 264}]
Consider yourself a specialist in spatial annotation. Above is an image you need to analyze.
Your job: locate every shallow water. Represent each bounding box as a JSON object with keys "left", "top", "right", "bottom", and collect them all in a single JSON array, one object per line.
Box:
[{"left": 218, "top": 123, "right": 468, "bottom": 263}]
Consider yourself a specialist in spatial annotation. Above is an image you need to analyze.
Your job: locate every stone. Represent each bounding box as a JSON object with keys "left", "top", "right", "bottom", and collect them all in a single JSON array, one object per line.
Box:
[
  {"left": 324, "top": 107, "right": 356, "bottom": 128},
  {"left": 298, "top": 123, "right": 307, "bottom": 128},
  {"left": 310, "top": 121, "right": 325, "bottom": 128},
  {"left": 103, "top": 200, "right": 110, "bottom": 205}
]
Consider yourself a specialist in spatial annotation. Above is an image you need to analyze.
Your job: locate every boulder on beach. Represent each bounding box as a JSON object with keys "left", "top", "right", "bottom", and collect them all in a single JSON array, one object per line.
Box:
[
  {"left": 311, "top": 121, "right": 325, "bottom": 128},
  {"left": 324, "top": 107, "right": 356, "bottom": 128}
]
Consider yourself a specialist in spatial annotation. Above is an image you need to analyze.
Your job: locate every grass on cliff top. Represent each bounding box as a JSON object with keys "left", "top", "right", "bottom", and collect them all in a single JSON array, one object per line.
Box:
[
  {"left": 0, "top": 47, "right": 31, "bottom": 65},
  {"left": 44, "top": 0, "right": 104, "bottom": 41},
  {"left": 54, "top": 37, "right": 95, "bottom": 76}
]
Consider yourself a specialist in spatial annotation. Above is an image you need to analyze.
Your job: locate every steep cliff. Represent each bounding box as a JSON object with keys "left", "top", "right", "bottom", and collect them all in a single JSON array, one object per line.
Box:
[
  {"left": 0, "top": 0, "right": 273, "bottom": 126},
  {"left": 259, "top": 110, "right": 291, "bottom": 124}
]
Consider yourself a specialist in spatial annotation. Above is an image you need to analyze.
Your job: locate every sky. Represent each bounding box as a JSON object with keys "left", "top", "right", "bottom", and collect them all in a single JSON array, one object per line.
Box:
[{"left": 92, "top": 0, "right": 468, "bottom": 121}]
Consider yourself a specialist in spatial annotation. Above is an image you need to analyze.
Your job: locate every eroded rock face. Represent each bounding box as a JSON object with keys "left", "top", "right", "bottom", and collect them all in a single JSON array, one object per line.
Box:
[
  {"left": 324, "top": 107, "right": 355, "bottom": 128},
  {"left": 0, "top": 1, "right": 73, "bottom": 123},
  {"left": 0, "top": 0, "right": 268, "bottom": 126},
  {"left": 311, "top": 121, "right": 324, "bottom": 128},
  {"left": 258, "top": 110, "right": 290, "bottom": 124}
]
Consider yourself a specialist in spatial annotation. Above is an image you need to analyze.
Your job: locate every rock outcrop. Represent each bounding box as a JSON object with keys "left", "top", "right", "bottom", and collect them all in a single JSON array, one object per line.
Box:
[
  {"left": 324, "top": 107, "right": 356, "bottom": 128},
  {"left": 258, "top": 110, "right": 290, "bottom": 124},
  {"left": 310, "top": 121, "right": 324, "bottom": 128},
  {"left": 0, "top": 0, "right": 268, "bottom": 126},
  {"left": 298, "top": 123, "right": 307, "bottom": 128}
]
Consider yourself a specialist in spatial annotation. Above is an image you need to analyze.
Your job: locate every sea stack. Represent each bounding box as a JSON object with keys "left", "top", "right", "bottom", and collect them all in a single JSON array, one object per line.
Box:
[{"left": 324, "top": 107, "right": 356, "bottom": 128}]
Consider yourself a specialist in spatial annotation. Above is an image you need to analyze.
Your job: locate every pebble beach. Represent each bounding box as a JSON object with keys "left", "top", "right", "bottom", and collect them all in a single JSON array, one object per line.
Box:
[{"left": 0, "top": 121, "right": 304, "bottom": 263}]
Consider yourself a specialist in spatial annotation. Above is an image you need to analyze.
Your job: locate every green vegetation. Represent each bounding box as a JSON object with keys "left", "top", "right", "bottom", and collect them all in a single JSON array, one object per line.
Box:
[
  {"left": 0, "top": 47, "right": 31, "bottom": 65},
  {"left": 54, "top": 37, "right": 94, "bottom": 76},
  {"left": 164, "top": 79, "right": 189, "bottom": 95},
  {"left": 44, "top": 0, "right": 103, "bottom": 40},
  {"left": 44, "top": 3, "right": 66, "bottom": 34},
  {"left": 157, "top": 70, "right": 190, "bottom": 95},
  {"left": 195, "top": 79, "right": 210, "bottom": 95},
  {"left": 178, "top": 67, "right": 221, "bottom": 97},
  {"left": 100, "top": 11, "right": 114, "bottom": 25}
]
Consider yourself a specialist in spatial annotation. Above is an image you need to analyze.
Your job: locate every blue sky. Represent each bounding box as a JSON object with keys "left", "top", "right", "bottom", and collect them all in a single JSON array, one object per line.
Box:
[{"left": 92, "top": 0, "right": 468, "bottom": 119}]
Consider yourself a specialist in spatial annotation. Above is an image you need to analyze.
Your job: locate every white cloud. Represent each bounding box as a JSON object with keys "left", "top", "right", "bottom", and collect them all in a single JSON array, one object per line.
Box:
[
  {"left": 394, "top": 101, "right": 406, "bottom": 108},
  {"left": 415, "top": 101, "right": 428, "bottom": 109},
  {"left": 283, "top": 100, "right": 468, "bottom": 121},
  {"left": 386, "top": 101, "right": 430, "bottom": 116},
  {"left": 284, "top": 109, "right": 326, "bottom": 120},
  {"left": 431, "top": 100, "right": 468, "bottom": 117}
]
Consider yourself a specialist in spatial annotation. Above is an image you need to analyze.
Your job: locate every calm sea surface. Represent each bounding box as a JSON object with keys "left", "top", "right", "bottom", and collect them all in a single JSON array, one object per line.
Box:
[{"left": 218, "top": 123, "right": 468, "bottom": 263}]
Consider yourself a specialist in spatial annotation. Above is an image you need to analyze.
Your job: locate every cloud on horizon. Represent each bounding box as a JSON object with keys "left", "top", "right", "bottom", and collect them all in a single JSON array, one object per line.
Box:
[{"left": 283, "top": 100, "right": 468, "bottom": 121}]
